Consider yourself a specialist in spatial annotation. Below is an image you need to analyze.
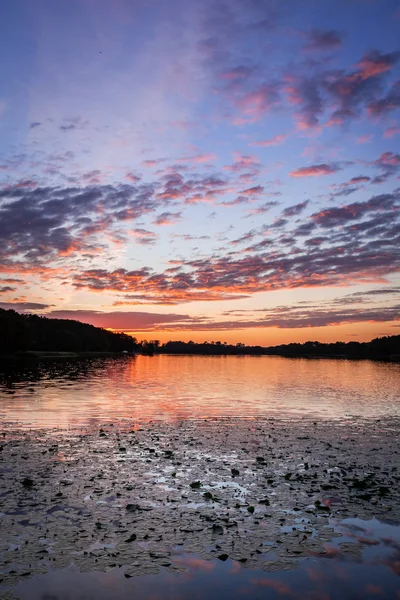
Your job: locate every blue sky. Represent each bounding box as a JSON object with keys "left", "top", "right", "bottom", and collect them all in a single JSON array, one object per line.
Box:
[{"left": 0, "top": 0, "right": 399, "bottom": 344}]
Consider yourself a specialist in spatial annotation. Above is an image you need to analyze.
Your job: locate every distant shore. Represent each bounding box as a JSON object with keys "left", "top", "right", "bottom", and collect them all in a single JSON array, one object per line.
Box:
[{"left": 1, "top": 349, "right": 399, "bottom": 362}]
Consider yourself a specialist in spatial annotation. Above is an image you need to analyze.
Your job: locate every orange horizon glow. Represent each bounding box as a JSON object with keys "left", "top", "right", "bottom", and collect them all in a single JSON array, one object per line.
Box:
[{"left": 110, "top": 321, "right": 400, "bottom": 346}]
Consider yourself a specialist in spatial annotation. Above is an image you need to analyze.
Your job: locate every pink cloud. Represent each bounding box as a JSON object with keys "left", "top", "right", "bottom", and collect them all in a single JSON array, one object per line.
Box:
[
  {"left": 357, "top": 50, "right": 400, "bottom": 80},
  {"left": 290, "top": 163, "right": 339, "bottom": 177},
  {"left": 46, "top": 310, "right": 197, "bottom": 331},
  {"left": 376, "top": 151, "right": 400, "bottom": 167},
  {"left": 251, "top": 134, "right": 288, "bottom": 147},
  {"left": 170, "top": 120, "right": 195, "bottom": 130},
  {"left": 4, "top": 179, "right": 37, "bottom": 190},
  {"left": 384, "top": 126, "right": 400, "bottom": 138},
  {"left": 141, "top": 158, "right": 167, "bottom": 167},
  {"left": 239, "top": 185, "right": 264, "bottom": 196},
  {"left": 125, "top": 172, "right": 141, "bottom": 182},
  {"left": 180, "top": 153, "right": 216, "bottom": 164},
  {"left": 219, "top": 186, "right": 264, "bottom": 207},
  {"left": 235, "top": 84, "right": 280, "bottom": 121},
  {"left": 225, "top": 153, "right": 260, "bottom": 172},
  {"left": 153, "top": 211, "right": 182, "bottom": 226},
  {"left": 284, "top": 81, "right": 302, "bottom": 106},
  {"left": 132, "top": 228, "right": 157, "bottom": 245},
  {"left": 357, "top": 134, "right": 373, "bottom": 144},
  {"left": 245, "top": 199, "right": 280, "bottom": 216}
]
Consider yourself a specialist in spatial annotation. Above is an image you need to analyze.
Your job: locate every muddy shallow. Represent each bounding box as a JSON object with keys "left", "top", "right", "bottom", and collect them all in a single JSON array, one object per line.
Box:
[{"left": 1, "top": 417, "right": 399, "bottom": 598}]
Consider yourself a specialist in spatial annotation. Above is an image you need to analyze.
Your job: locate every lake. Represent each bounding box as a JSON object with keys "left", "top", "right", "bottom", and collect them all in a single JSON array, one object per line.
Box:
[
  {"left": 0, "top": 355, "right": 399, "bottom": 428},
  {"left": 1, "top": 355, "right": 400, "bottom": 600}
]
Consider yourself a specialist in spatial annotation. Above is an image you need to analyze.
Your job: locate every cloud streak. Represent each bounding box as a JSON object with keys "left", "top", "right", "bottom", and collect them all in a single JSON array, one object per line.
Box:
[{"left": 290, "top": 164, "right": 340, "bottom": 177}]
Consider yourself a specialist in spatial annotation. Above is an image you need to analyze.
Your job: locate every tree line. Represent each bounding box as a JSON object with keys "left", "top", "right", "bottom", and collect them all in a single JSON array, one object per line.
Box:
[
  {"left": 0, "top": 308, "right": 137, "bottom": 354},
  {"left": 1, "top": 308, "right": 399, "bottom": 360},
  {"left": 157, "top": 337, "right": 400, "bottom": 360}
]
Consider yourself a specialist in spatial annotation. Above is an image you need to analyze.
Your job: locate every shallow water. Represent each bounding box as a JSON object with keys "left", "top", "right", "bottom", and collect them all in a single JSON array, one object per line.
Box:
[
  {"left": 11, "top": 518, "right": 400, "bottom": 600},
  {"left": 0, "top": 355, "right": 399, "bottom": 427}
]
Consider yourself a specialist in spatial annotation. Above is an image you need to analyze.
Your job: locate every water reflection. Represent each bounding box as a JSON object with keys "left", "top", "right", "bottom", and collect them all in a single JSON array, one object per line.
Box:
[
  {"left": 12, "top": 518, "right": 400, "bottom": 600},
  {"left": 0, "top": 355, "right": 399, "bottom": 428}
]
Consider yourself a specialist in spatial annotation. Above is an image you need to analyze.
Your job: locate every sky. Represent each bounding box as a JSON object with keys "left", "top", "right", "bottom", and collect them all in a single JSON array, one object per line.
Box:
[{"left": 0, "top": 0, "right": 399, "bottom": 345}]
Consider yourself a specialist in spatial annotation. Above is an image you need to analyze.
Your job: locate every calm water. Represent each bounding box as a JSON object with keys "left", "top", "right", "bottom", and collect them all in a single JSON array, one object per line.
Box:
[
  {"left": 12, "top": 518, "right": 400, "bottom": 600},
  {"left": 0, "top": 355, "right": 399, "bottom": 428}
]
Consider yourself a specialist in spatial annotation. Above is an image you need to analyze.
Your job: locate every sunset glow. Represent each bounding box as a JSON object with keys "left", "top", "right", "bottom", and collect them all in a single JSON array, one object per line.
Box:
[{"left": 0, "top": 0, "right": 399, "bottom": 343}]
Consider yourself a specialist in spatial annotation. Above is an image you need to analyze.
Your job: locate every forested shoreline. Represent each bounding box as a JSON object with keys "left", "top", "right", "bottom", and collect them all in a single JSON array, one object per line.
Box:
[
  {"left": 0, "top": 308, "right": 399, "bottom": 360},
  {"left": 159, "top": 337, "right": 400, "bottom": 361},
  {"left": 0, "top": 308, "right": 137, "bottom": 355}
]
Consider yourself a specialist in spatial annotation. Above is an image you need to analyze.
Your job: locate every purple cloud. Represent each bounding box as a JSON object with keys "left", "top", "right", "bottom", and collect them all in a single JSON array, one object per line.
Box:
[
  {"left": 282, "top": 200, "right": 309, "bottom": 217},
  {"left": 312, "top": 193, "right": 398, "bottom": 227},
  {"left": 302, "top": 29, "right": 344, "bottom": 52},
  {"left": 0, "top": 302, "right": 50, "bottom": 311}
]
